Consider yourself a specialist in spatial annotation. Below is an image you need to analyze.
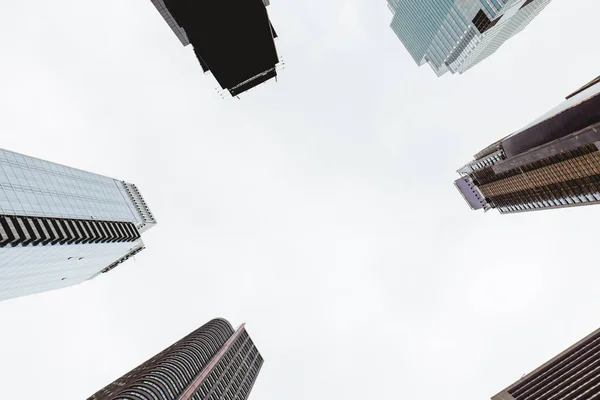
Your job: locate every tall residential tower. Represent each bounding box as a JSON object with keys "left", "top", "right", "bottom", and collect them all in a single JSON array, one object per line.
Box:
[
  {"left": 0, "top": 148, "right": 156, "bottom": 301},
  {"left": 455, "top": 76, "right": 600, "bottom": 214},
  {"left": 150, "top": 0, "right": 279, "bottom": 96},
  {"left": 88, "top": 318, "right": 264, "bottom": 400},
  {"left": 492, "top": 326, "right": 600, "bottom": 400},
  {"left": 388, "top": 0, "right": 552, "bottom": 76}
]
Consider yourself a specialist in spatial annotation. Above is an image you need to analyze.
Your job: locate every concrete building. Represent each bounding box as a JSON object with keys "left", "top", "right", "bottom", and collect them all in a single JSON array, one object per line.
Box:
[
  {"left": 0, "top": 148, "right": 156, "bottom": 301},
  {"left": 388, "top": 0, "right": 552, "bottom": 76},
  {"left": 492, "top": 326, "right": 600, "bottom": 400},
  {"left": 88, "top": 318, "right": 264, "bottom": 400},
  {"left": 455, "top": 76, "right": 600, "bottom": 214}
]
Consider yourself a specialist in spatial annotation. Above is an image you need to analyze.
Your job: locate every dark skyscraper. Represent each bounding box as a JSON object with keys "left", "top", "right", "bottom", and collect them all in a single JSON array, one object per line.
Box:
[
  {"left": 455, "top": 76, "right": 600, "bottom": 214},
  {"left": 492, "top": 326, "right": 600, "bottom": 400},
  {"left": 88, "top": 318, "right": 264, "bottom": 400},
  {"left": 150, "top": 0, "right": 279, "bottom": 96}
]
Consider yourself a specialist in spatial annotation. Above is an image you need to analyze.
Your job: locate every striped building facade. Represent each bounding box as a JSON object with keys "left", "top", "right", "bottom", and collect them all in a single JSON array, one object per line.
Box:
[
  {"left": 388, "top": 0, "right": 552, "bottom": 76},
  {"left": 492, "top": 327, "right": 600, "bottom": 400},
  {"left": 88, "top": 318, "right": 264, "bottom": 400},
  {"left": 0, "top": 148, "right": 156, "bottom": 301},
  {"left": 455, "top": 76, "right": 600, "bottom": 214}
]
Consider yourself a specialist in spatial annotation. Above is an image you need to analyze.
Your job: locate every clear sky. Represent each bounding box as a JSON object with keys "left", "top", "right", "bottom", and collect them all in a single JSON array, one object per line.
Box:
[{"left": 0, "top": 0, "right": 599, "bottom": 399}]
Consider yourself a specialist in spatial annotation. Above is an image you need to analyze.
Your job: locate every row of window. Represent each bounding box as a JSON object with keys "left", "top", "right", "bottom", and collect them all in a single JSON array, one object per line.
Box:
[
  {"left": 481, "top": 153, "right": 600, "bottom": 200},
  {"left": 0, "top": 214, "right": 140, "bottom": 248},
  {"left": 497, "top": 190, "right": 600, "bottom": 213},
  {"left": 90, "top": 319, "right": 262, "bottom": 400},
  {"left": 123, "top": 182, "right": 156, "bottom": 224},
  {"left": 147, "top": 320, "right": 235, "bottom": 395},
  {"left": 88, "top": 320, "right": 235, "bottom": 400},
  {"left": 192, "top": 331, "right": 263, "bottom": 400},
  {"left": 468, "top": 150, "right": 504, "bottom": 173},
  {"left": 0, "top": 153, "right": 116, "bottom": 188},
  {"left": 475, "top": 145, "right": 598, "bottom": 186},
  {"left": 508, "top": 331, "right": 600, "bottom": 400}
]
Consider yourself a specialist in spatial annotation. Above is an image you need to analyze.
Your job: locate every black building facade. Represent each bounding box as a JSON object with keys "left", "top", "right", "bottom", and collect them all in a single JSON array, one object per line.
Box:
[{"left": 151, "top": 0, "right": 279, "bottom": 96}]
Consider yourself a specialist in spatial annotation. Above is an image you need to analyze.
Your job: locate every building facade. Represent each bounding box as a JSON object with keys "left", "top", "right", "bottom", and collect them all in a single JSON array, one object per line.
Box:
[
  {"left": 455, "top": 76, "right": 600, "bottom": 214},
  {"left": 88, "top": 318, "right": 264, "bottom": 400},
  {"left": 492, "top": 326, "right": 600, "bottom": 400},
  {"left": 388, "top": 0, "right": 552, "bottom": 76},
  {"left": 0, "top": 149, "right": 156, "bottom": 301},
  {"left": 150, "top": 0, "right": 190, "bottom": 45},
  {"left": 149, "top": 0, "right": 279, "bottom": 96}
]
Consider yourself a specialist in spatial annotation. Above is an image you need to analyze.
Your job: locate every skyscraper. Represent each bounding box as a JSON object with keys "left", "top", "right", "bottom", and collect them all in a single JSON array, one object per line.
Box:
[
  {"left": 0, "top": 148, "right": 156, "bottom": 301},
  {"left": 455, "top": 76, "right": 600, "bottom": 214},
  {"left": 150, "top": 0, "right": 279, "bottom": 96},
  {"left": 492, "top": 326, "right": 600, "bottom": 400},
  {"left": 88, "top": 318, "right": 264, "bottom": 400},
  {"left": 388, "top": 0, "right": 552, "bottom": 76}
]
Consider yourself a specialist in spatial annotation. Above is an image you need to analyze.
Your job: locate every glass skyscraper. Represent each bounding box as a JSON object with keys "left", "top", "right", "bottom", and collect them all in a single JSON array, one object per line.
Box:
[
  {"left": 455, "top": 76, "right": 600, "bottom": 214},
  {"left": 0, "top": 148, "right": 156, "bottom": 301},
  {"left": 388, "top": 0, "right": 552, "bottom": 76},
  {"left": 88, "top": 318, "right": 264, "bottom": 400}
]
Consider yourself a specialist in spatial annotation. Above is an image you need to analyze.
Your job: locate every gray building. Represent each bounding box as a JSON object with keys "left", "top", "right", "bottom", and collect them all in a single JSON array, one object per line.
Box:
[
  {"left": 388, "top": 0, "right": 552, "bottom": 76},
  {"left": 89, "top": 318, "right": 264, "bottom": 400},
  {"left": 455, "top": 76, "right": 600, "bottom": 214},
  {"left": 492, "top": 326, "right": 600, "bottom": 400},
  {"left": 150, "top": 0, "right": 190, "bottom": 45},
  {"left": 0, "top": 148, "right": 156, "bottom": 301}
]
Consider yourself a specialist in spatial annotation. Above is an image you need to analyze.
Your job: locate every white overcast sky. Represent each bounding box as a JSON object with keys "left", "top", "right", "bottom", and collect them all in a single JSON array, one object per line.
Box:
[{"left": 0, "top": 0, "right": 599, "bottom": 399}]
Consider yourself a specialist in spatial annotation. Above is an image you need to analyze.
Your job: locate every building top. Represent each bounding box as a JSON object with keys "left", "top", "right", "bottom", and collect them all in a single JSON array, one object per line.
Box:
[
  {"left": 454, "top": 176, "right": 486, "bottom": 210},
  {"left": 122, "top": 182, "right": 157, "bottom": 233},
  {"left": 150, "top": 0, "right": 272, "bottom": 46},
  {"left": 0, "top": 148, "right": 155, "bottom": 227},
  {"left": 150, "top": 0, "right": 279, "bottom": 96},
  {"left": 389, "top": 0, "right": 553, "bottom": 76},
  {"left": 88, "top": 318, "right": 263, "bottom": 400},
  {"left": 455, "top": 75, "right": 600, "bottom": 215},
  {"left": 466, "top": 76, "right": 600, "bottom": 163},
  {"left": 566, "top": 75, "right": 600, "bottom": 100},
  {"left": 501, "top": 78, "right": 600, "bottom": 158}
]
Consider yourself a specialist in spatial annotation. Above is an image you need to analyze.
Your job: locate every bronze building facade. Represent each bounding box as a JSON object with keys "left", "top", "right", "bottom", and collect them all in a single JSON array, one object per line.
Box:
[
  {"left": 492, "top": 326, "right": 600, "bottom": 400},
  {"left": 455, "top": 76, "right": 600, "bottom": 214},
  {"left": 89, "top": 318, "right": 263, "bottom": 400}
]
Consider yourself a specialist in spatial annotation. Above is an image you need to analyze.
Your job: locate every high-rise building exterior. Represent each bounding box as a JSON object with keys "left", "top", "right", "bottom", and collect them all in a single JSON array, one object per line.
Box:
[
  {"left": 0, "top": 148, "right": 156, "bottom": 301},
  {"left": 388, "top": 0, "right": 552, "bottom": 76},
  {"left": 149, "top": 0, "right": 279, "bottom": 96},
  {"left": 150, "top": 0, "right": 190, "bottom": 45},
  {"left": 492, "top": 326, "right": 600, "bottom": 400},
  {"left": 455, "top": 76, "right": 600, "bottom": 214},
  {"left": 88, "top": 318, "right": 264, "bottom": 400}
]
